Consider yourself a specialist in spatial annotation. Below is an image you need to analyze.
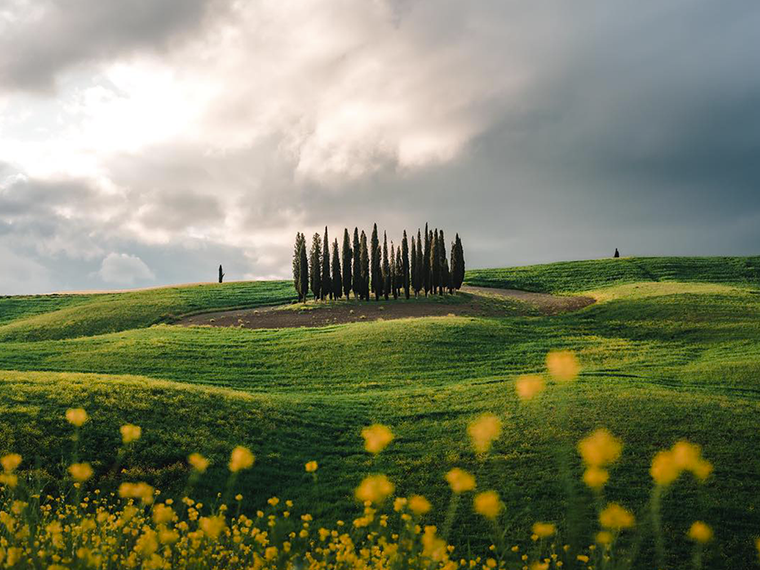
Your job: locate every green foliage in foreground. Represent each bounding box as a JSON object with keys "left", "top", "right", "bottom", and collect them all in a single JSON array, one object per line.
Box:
[{"left": 1, "top": 256, "right": 760, "bottom": 568}]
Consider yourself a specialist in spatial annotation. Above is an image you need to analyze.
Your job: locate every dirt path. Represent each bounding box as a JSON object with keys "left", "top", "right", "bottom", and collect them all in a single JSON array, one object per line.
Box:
[
  {"left": 460, "top": 286, "right": 595, "bottom": 315},
  {"left": 174, "top": 288, "right": 594, "bottom": 330}
]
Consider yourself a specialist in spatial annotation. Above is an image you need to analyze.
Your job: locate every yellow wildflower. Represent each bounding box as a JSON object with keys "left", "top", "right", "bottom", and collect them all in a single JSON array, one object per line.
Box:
[
  {"left": 532, "top": 522, "right": 556, "bottom": 538},
  {"left": 582, "top": 467, "right": 609, "bottom": 490},
  {"left": 229, "top": 446, "right": 255, "bottom": 472},
  {"left": 68, "top": 462, "right": 94, "bottom": 482},
  {"left": 120, "top": 424, "right": 142, "bottom": 444},
  {"left": 445, "top": 468, "right": 476, "bottom": 493},
  {"left": 596, "top": 531, "right": 613, "bottom": 545},
  {"left": 1, "top": 453, "right": 21, "bottom": 473},
  {"left": 152, "top": 504, "right": 175, "bottom": 525},
  {"left": 578, "top": 429, "right": 622, "bottom": 467},
  {"left": 119, "top": 482, "right": 155, "bottom": 504},
  {"left": 188, "top": 453, "right": 209, "bottom": 473},
  {"left": 650, "top": 450, "right": 680, "bottom": 486},
  {"left": 473, "top": 491, "right": 502, "bottom": 520},
  {"left": 200, "top": 515, "right": 226, "bottom": 540},
  {"left": 468, "top": 413, "right": 502, "bottom": 453},
  {"left": 688, "top": 521, "right": 713, "bottom": 543},
  {"left": 355, "top": 474, "right": 395, "bottom": 504},
  {"left": 65, "top": 408, "right": 88, "bottom": 426},
  {"left": 305, "top": 460, "right": 318, "bottom": 473},
  {"left": 362, "top": 424, "right": 394, "bottom": 454},
  {"left": 599, "top": 503, "right": 635, "bottom": 530},
  {"left": 515, "top": 375, "right": 545, "bottom": 400},
  {"left": 546, "top": 351, "right": 580, "bottom": 381},
  {"left": 408, "top": 495, "right": 432, "bottom": 515}
]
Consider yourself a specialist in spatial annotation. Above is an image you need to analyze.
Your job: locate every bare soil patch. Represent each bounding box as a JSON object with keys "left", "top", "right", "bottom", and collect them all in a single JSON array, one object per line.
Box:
[{"left": 174, "top": 287, "right": 593, "bottom": 330}]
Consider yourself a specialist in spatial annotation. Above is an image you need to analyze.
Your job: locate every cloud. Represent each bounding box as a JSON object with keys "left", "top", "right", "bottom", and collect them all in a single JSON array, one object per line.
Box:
[
  {"left": 1, "top": 0, "right": 760, "bottom": 294},
  {"left": 97, "top": 252, "right": 154, "bottom": 285}
]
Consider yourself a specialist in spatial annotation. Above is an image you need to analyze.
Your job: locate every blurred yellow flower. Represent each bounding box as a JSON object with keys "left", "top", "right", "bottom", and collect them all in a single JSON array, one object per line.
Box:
[
  {"left": 188, "top": 453, "right": 209, "bottom": 473},
  {"left": 532, "top": 522, "right": 556, "bottom": 538},
  {"left": 200, "top": 515, "right": 226, "bottom": 540},
  {"left": 599, "top": 503, "right": 635, "bottom": 530},
  {"left": 120, "top": 424, "right": 142, "bottom": 444},
  {"left": 473, "top": 491, "right": 502, "bottom": 520},
  {"left": 650, "top": 450, "right": 680, "bottom": 486},
  {"left": 153, "top": 503, "right": 175, "bottom": 524},
  {"left": 362, "top": 424, "right": 394, "bottom": 454},
  {"left": 582, "top": 467, "right": 609, "bottom": 490},
  {"left": 578, "top": 429, "right": 622, "bottom": 467},
  {"left": 445, "top": 468, "right": 476, "bottom": 493},
  {"left": 546, "top": 351, "right": 580, "bottom": 382},
  {"left": 68, "top": 462, "right": 93, "bottom": 482},
  {"left": 1, "top": 453, "right": 21, "bottom": 473},
  {"left": 596, "top": 531, "right": 613, "bottom": 545},
  {"left": 355, "top": 474, "right": 395, "bottom": 504},
  {"left": 408, "top": 495, "right": 432, "bottom": 515},
  {"left": 688, "top": 521, "right": 713, "bottom": 544},
  {"left": 66, "top": 408, "right": 88, "bottom": 427},
  {"left": 468, "top": 413, "right": 502, "bottom": 453},
  {"left": 229, "top": 446, "right": 255, "bottom": 472},
  {"left": 515, "top": 375, "right": 545, "bottom": 400},
  {"left": 305, "top": 461, "right": 318, "bottom": 473},
  {"left": 0, "top": 473, "right": 18, "bottom": 487},
  {"left": 118, "top": 482, "right": 155, "bottom": 504}
]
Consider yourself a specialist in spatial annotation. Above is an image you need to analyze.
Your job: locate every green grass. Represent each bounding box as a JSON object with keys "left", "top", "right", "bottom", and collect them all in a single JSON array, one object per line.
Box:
[
  {"left": 2, "top": 256, "right": 760, "bottom": 568},
  {"left": 465, "top": 256, "right": 760, "bottom": 293}
]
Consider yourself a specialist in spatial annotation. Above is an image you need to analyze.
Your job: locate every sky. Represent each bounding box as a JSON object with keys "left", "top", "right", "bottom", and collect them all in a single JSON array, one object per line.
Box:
[{"left": 1, "top": 0, "right": 759, "bottom": 294}]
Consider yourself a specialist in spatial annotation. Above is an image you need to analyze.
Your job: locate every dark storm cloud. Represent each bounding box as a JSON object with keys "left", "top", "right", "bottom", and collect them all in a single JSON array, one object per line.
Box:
[{"left": 0, "top": 0, "right": 226, "bottom": 92}]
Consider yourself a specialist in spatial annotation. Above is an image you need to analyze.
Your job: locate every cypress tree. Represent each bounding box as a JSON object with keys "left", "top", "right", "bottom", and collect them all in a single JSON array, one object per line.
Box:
[
  {"left": 299, "top": 238, "right": 309, "bottom": 302},
  {"left": 431, "top": 228, "right": 440, "bottom": 295},
  {"left": 395, "top": 245, "right": 403, "bottom": 298},
  {"left": 442, "top": 256, "right": 451, "bottom": 294},
  {"left": 352, "top": 228, "right": 361, "bottom": 300},
  {"left": 360, "top": 231, "right": 370, "bottom": 300},
  {"left": 332, "top": 238, "right": 342, "bottom": 301},
  {"left": 293, "top": 232, "right": 303, "bottom": 300},
  {"left": 370, "top": 223, "right": 381, "bottom": 301},
  {"left": 309, "top": 233, "right": 322, "bottom": 300},
  {"left": 342, "top": 229, "right": 352, "bottom": 299},
  {"left": 382, "top": 232, "right": 390, "bottom": 301},
  {"left": 321, "top": 227, "right": 331, "bottom": 300},
  {"left": 415, "top": 229, "right": 423, "bottom": 296},
  {"left": 452, "top": 233, "right": 465, "bottom": 290},
  {"left": 422, "top": 223, "right": 431, "bottom": 296},
  {"left": 411, "top": 236, "right": 419, "bottom": 297},
  {"left": 438, "top": 229, "right": 447, "bottom": 295},
  {"left": 401, "top": 230, "right": 410, "bottom": 299},
  {"left": 390, "top": 243, "right": 397, "bottom": 300}
]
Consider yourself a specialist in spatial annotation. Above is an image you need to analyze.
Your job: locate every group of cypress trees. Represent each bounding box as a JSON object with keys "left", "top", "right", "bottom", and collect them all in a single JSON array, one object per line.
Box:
[{"left": 292, "top": 224, "right": 465, "bottom": 302}]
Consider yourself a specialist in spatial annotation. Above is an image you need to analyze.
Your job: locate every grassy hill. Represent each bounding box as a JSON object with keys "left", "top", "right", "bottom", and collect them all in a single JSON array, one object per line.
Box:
[{"left": 2, "top": 256, "right": 760, "bottom": 568}]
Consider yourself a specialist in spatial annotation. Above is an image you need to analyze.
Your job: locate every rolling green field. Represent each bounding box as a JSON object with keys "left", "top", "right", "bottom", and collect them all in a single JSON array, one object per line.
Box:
[{"left": 2, "top": 256, "right": 760, "bottom": 568}]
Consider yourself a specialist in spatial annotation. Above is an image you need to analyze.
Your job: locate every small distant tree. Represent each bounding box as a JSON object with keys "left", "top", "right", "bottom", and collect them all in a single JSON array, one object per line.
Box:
[
  {"left": 390, "top": 243, "right": 397, "bottom": 300},
  {"left": 309, "top": 233, "right": 322, "bottom": 301},
  {"left": 352, "top": 228, "right": 361, "bottom": 300},
  {"left": 360, "top": 231, "right": 370, "bottom": 300},
  {"left": 382, "top": 232, "right": 390, "bottom": 301},
  {"left": 442, "top": 256, "right": 451, "bottom": 294},
  {"left": 423, "top": 223, "right": 431, "bottom": 296},
  {"left": 218, "top": 265, "right": 225, "bottom": 284},
  {"left": 411, "top": 236, "right": 419, "bottom": 297},
  {"left": 401, "top": 230, "right": 410, "bottom": 299},
  {"left": 321, "top": 227, "right": 331, "bottom": 300},
  {"left": 342, "top": 229, "right": 352, "bottom": 299},
  {"left": 371, "top": 224, "right": 382, "bottom": 301},
  {"left": 332, "top": 238, "right": 342, "bottom": 302}
]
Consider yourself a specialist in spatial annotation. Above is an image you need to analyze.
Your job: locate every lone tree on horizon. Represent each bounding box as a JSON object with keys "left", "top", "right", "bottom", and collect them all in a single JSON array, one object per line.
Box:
[{"left": 218, "top": 264, "right": 225, "bottom": 284}]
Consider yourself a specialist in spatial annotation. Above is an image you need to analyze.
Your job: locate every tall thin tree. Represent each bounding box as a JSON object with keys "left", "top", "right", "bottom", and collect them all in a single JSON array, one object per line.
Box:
[
  {"left": 382, "top": 232, "right": 390, "bottom": 301},
  {"left": 299, "top": 238, "right": 309, "bottom": 302},
  {"left": 321, "top": 227, "right": 331, "bottom": 300},
  {"left": 360, "top": 231, "right": 370, "bottom": 300},
  {"left": 395, "top": 245, "right": 403, "bottom": 298},
  {"left": 292, "top": 232, "right": 303, "bottom": 300},
  {"left": 352, "top": 228, "right": 361, "bottom": 300},
  {"left": 309, "top": 232, "right": 322, "bottom": 301},
  {"left": 370, "top": 223, "right": 381, "bottom": 301},
  {"left": 423, "top": 223, "right": 431, "bottom": 296},
  {"left": 390, "top": 243, "right": 397, "bottom": 300},
  {"left": 342, "top": 229, "right": 352, "bottom": 300},
  {"left": 438, "top": 229, "right": 447, "bottom": 295},
  {"left": 332, "top": 237, "right": 342, "bottom": 301},
  {"left": 431, "top": 228, "right": 440, "bottom": 295},
  {"left": 411, "top": 236, "right": 419, "bottom": 297},
  {"left": 452, "top": 233, "right": 465, "bottom": 290},
  {"left": 401, "top": 230, "right": 410, "bottom": 299}
]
